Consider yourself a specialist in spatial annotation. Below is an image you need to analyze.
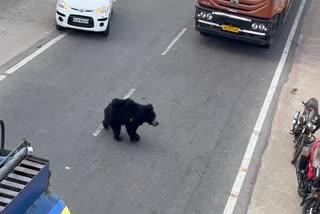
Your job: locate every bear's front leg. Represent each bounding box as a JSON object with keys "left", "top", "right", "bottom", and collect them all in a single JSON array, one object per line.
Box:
[
  {"left": 110, "top": 123, "right": 122, "bottom": 141},
  {"left": 125, "top": 124, "right": 140, "bottom": 143}
]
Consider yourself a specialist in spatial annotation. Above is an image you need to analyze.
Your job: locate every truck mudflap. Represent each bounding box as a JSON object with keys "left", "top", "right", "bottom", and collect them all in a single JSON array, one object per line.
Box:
[
  {"left": 194, "top": 4, "right": 278, "bottom": 47},
  {"left": 26, "top": 189, "right": 71, "bottom": 214}
]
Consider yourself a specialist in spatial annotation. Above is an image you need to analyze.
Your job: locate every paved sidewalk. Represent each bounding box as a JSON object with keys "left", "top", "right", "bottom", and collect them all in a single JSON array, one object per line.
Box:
[
  {"left": 247, "top": 0, "right": 320, "bottom": 213},
  {"left": 0, "top": 0, "right": 57, "bottom": 68}
]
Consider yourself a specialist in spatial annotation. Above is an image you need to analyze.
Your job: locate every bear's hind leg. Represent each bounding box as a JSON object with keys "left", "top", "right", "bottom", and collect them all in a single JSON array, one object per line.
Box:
[
  {"left": 125, "top": 124, "right": 140, "bottom": 143},
  {"left": 102, "top": 104, "right": 112, "bottom": 130},
  {"left": 110, "top": 123, "right": 122, "bottom": 141},
  {"left": 102, "top": 120, "right": 109, "bottom": 130}
]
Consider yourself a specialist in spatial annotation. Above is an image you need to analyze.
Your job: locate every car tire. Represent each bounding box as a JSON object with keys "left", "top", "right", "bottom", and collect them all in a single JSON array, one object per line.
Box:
[
  {"left": 56, "top": 23, "right": 63, "bottom": 31},
  {"left": 102, "top": 21, "right": 110, "bottom": 37}
]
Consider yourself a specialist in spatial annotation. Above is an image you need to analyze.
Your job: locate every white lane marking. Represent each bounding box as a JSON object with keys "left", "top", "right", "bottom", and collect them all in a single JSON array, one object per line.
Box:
[
  {"left": 222, "top": 0, "right": 307, "bottom": 213},
  {"left": 0, "top": 75, "right": 6, "bottom": 82},
  {"left": 92, "top": 88, "right": 136, "bottom": 137},
  {"left": 65, "top": 166, "right": 71, "bottom": 170},
  {"left": 5, "top": 33, "right": 66, "bottom": 75},
  {"left": 93, "top": 124, "right": 104, "bottom": 137},
  {"left": 123, "top": 88, "right": 136, "bottom": 99},
  {"left": 161, "top": 28, "right": 187, "bottom": 56}
]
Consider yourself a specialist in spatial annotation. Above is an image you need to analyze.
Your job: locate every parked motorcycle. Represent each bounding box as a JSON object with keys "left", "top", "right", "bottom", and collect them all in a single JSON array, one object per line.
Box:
[
  {"left": 291, "top": 98, "right": 320, "bottom": 164},
  {"left": 296, "top": 146, "right": 311, "bottom": 197},
  {"left": 296, "top": 141, "right": 320, "bottom": 213},
  {"left": 301, "top": 166, "right": 320, "bottom": 214}
]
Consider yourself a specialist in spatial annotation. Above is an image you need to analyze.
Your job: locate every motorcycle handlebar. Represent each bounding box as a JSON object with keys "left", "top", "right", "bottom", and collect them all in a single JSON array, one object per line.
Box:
[{"left": 302, "top": 101, "right": 307, "bottom": 107}]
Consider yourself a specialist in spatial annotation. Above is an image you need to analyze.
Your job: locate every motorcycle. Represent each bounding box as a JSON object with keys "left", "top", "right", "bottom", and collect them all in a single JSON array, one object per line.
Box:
[
  {"left": 291, "top": 98, "right": 320, "bottom": 164},
  {"left": 296, "top": 146, "right": 312, "bottom": 197},
  {"left": 296, "top": 141, "right": 320, "bottom": 213},
  {"left": 301, "top": 166, "right": 320, "bottom": 214}
]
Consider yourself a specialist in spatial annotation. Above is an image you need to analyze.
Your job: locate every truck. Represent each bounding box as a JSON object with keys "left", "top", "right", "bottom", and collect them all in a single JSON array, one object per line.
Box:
[
  {"left": 0, "top": 120, "right": 70, "bottom": 214},
  {"left": 194, "top": 0, "right": 293, "bottom": 48}
]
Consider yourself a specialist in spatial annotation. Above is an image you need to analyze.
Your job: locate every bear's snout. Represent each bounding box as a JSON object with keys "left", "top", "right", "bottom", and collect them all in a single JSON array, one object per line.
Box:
[{"left": 152, "top": 119, "right": 159, "bottom": 127}]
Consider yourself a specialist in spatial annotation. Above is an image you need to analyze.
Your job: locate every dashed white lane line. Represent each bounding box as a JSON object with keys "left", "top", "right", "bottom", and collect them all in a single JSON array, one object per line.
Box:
[
  {"left": 161, "top": 28, "right": 187, "bottom": 56},
  {"left": 0, "top": 75, "right": 6, "bottom": 82},
  {"left": 5, "top": 33, "right": 66, "bottom": 75},
  {"left": 123, "top": 88, "right": 136, "bottom": 99},
  {"left": 92, "top": 124, "right": 104, "bottom": 137},
  {"left": 222, "top": 0, "right": 307, "bottom": 213},
  {"left": 92, "top": 88, "right": 136, "bottom": 137}
]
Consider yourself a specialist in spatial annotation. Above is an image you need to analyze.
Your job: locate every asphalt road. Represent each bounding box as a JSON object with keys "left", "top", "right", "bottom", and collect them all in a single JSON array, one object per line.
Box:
[{"left": 0, "top": 0, "right": 303, "bottom": 213}]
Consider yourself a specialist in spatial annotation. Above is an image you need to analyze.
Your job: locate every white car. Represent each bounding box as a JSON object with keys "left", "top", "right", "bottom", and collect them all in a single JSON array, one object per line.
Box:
[{"left": 55, "top": 0, "right": 113, "bottom": 36}]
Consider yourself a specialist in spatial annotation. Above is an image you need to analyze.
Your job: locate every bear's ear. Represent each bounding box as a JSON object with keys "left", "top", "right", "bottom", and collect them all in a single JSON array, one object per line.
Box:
[{"left": 146, "top": 104, "right": 153, "bottom": 110}]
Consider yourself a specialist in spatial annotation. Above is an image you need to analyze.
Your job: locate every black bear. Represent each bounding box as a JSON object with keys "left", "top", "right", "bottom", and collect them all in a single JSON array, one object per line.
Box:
[{"left": 102, "top": 98, "right": 159, "bottom": 142}]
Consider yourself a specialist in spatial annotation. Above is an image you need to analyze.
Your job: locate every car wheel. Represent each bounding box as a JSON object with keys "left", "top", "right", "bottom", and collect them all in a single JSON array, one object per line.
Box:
[
  {"left": 102, "top": 22, "right": 110, "bottom": 37},
  {"left": 56, "top": 23, "right": 63, "bottom": 31}
]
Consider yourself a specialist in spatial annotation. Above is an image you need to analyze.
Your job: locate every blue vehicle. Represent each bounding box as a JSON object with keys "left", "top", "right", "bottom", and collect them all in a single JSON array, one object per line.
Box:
[{"left": 0, "top": 120, "right": 70, "bottom": 214}]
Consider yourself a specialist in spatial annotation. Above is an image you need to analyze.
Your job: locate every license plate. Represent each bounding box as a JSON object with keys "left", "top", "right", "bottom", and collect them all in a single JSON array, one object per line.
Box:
[
  {"left": 222, "top": 25, "right": 240, "bottom": 33},
  {"left": 73, "top": 17, "right": 89, "bottom": 24}
]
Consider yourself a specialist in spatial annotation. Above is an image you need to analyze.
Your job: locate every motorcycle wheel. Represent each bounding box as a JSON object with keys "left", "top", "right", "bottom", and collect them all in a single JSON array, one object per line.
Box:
[
  {"left": 292, "top": 134, "right": 307, "bottom": 165},
  {"left": 302, "top": 198, "right": 320, "bottom": 214},
  {"left": 295, "top": 135, "right": 301, "bottom": 148},
  {"left": 298, "top": 187, "right": 304, "bottom": 197},
  {"left": 293, "top": 124, "right": 303, "bottom": 144},
  {"left": 296, "top": 155, "right": 309, "bottom": 197}
]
